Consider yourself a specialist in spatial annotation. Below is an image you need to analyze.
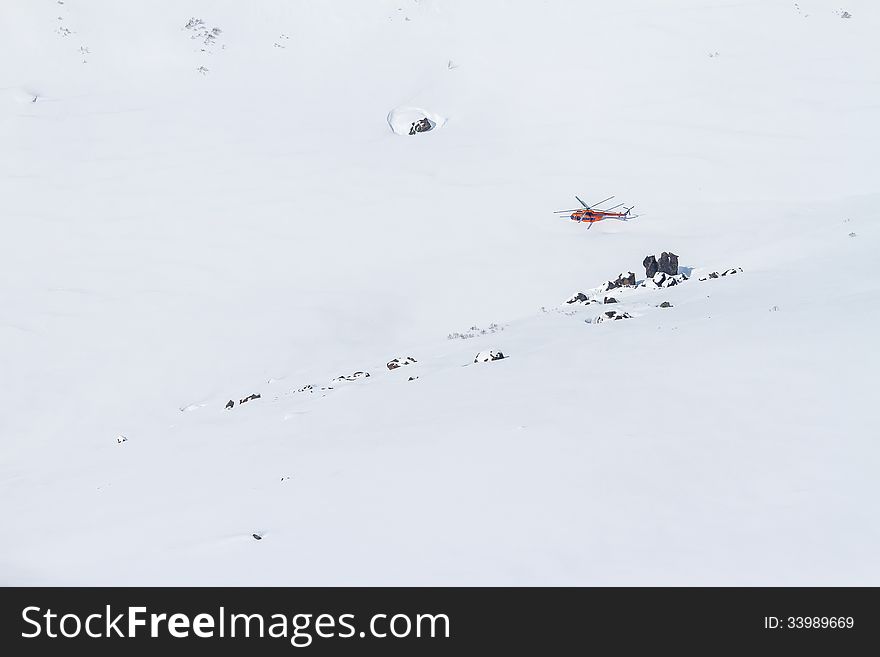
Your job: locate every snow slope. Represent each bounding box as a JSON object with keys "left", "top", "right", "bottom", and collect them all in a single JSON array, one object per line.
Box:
[{"left": 1, "top": 0, "right": 878, "bottom": 584}]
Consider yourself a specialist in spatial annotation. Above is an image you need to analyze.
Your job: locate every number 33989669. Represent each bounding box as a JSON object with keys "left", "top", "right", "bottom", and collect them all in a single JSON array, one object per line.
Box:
[{"left": 764, "top": 617, "right": 854, "bottom": 629}]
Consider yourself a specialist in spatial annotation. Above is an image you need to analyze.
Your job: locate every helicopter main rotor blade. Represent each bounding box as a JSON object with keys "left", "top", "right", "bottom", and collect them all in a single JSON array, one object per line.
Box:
[
  {"left": 575, "top": 195, "right": 590, "bottom": 208},
  {"left": 587, "top": 195, "right": 615, "bottom": 209}
]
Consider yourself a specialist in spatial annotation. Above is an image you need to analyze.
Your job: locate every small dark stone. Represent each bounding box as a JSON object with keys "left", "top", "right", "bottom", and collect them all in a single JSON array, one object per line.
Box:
[
  {"left": 225, "top": 399, "right": 234, "bottom": 409},
  {"left": 252, "top": 533, "right": 263, "bottom": 540},
  {"left": 567, "top": 292, "right": 589, "bottom": 304},
  {"left": 604, "top": 297, "right": 618, "bottom": 304},
  {"left": 659, "top": 301, "right": 673, "bottom": 308}
]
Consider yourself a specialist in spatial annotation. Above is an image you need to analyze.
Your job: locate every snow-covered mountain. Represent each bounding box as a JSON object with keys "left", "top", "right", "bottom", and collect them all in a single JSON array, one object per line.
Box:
[{"left": 1, "top": 0, "right": 877, "bottom": 584}]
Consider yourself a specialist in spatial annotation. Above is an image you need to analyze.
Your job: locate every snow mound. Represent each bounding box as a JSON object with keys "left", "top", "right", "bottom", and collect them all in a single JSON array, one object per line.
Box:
[
  {"left": 387, "top": 106, "right": 447, "bottom": 136},
  {"left": 1, "top": 87, "right": 40, "bottom": 106}
]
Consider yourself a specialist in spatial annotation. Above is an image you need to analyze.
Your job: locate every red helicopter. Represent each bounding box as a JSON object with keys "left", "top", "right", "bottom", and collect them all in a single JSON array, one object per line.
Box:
[{"left": 554, "top": 195, "right": 636, "bottom": 228}]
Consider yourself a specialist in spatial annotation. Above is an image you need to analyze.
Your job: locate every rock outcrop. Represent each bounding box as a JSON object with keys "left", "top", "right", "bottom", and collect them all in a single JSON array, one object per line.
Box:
[
  {"left": 387, "top": 356, "right": 417, "bottom": 370},
  {"left": 698, "top": 267, "right": 742, "bottom": 281},
  {"left": 642, "top": 272, "right": 687, "bottom": 289},
  {"left": 644, "top": 252, "right": 679, "bottom": 278},
  {"left": 333, "top": 371, "right": 370, "bottom": 382},
  {"left": 594, "top": 310, "right": 632, "bottom": 323},
  {"left": 474, "top": 351, "right": 505, "bottom": 363},
  {"left": 409, "top": 117, "right": 433, "bottom": 135},
  {"left": 602, "top": 271, "right": 637, "bottom": 291}
]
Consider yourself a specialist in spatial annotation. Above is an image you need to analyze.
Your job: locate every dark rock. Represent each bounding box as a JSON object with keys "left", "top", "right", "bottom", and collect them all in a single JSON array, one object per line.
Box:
[
  {"left": 239, "top": 393, "right": 261, "bottom": 404},
  {"left": 595, "top": 310, "right": 633, "bottom": 323},
  {"left": 474, "top": 350, "right": 505, "bottom": 363},
  {"left": 333, "top": 371, "right": 370, "bottom": 382},
  {"left": 616, "top": 272, "right": 637, "bottom": 287},
  {"left": 252, "top": 533, "right": 263, "bottom": 540},
  {"left": 644, "top": 252, "right": 679, "bottom": 277},
  {"left": 659, "top": 301, "right": 673, "bottom": 308},
  {"left": 699, "top": 268, "right": 740, "bottom": 280},
  {"left": 566, "top": 292, "right": 589, "bottom": 304},
  {"left": 643, "top": 272, "right": 687, "bottom": 288},
  {"left": 225, "top": 399, "right": 234, "bottom": 409},
  {"left": 409, "top": 117, "right": 433, "bottom": 135},
  {"left": 387, "top": 356, "right": 417, "bottom": 370},
  {"left": 605, "top": 272, "right": 637, "bottom": 290},
  {"left": 603, "top": 297, "right": 618, "bottom": 304},
  {"left": 658, "top": 252, "right": 679, "bottom": 275}
]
